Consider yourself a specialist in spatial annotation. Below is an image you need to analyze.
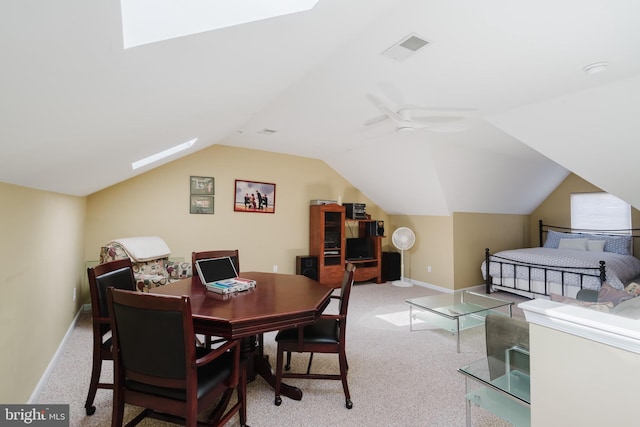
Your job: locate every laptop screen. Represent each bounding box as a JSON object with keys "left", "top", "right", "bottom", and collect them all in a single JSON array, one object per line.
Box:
[{"left": 195, "top": 256, "right": 238, "bottom": 284}]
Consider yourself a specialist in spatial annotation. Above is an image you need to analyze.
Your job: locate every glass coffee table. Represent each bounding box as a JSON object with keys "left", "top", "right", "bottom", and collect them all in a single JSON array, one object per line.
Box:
[{"left": 405, "top": 291, "right": 513, "bottom": 352}]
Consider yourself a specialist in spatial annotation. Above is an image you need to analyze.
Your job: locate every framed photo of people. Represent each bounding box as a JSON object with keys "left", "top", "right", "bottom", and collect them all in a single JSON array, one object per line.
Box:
[{"left": 234, "top": 180, "right": 275, "bottom": 213}]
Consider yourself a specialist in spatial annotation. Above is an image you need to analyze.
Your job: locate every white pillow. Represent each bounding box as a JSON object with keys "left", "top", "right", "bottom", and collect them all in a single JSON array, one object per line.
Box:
[
  {"left": 558, "top": 238, "right": 588, "bottom": 251},
  {"left": 587, "top": 239, "right": 606, "bottom": 252}
]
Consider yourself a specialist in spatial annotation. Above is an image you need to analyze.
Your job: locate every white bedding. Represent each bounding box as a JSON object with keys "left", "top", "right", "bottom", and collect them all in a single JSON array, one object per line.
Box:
[{"left": 482, "top": 247, "right": 640, "bottom": 291}]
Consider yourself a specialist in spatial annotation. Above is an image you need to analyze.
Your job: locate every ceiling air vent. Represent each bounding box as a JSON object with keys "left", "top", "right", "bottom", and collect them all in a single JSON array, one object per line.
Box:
[{"left": 381, "top": 33, "right": 429, "bottom": 62}]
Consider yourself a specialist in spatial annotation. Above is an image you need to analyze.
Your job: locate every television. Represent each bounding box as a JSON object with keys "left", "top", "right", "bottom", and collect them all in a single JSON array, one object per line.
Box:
[{"left": 346, "top": 237, "right": 374, "bottom": 260}]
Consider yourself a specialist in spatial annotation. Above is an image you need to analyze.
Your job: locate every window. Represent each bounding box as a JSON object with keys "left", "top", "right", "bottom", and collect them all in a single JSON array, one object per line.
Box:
[{"left": 570, "top": 192, "right": 631, "bottom": 232}]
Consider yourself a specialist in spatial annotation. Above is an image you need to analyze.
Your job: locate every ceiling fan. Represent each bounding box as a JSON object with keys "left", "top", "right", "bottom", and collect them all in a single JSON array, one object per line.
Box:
[{"left": 364, "top": 94, "right": 474, "bottom": 134}]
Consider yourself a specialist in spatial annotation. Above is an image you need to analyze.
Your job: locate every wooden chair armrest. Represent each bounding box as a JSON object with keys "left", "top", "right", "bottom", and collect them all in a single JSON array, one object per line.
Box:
[
  {"left": 194, "top": 339, "right": 239, "bottom": 368},
  {"left": 320, "top": 314, "right": 344, "bottom": 321}
]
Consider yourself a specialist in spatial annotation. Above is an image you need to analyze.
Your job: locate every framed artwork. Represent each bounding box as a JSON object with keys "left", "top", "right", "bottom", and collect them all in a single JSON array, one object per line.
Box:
[
  {"left": 190, "top": 195, "right": 214, "bottom": 214},
  {"left": 190, "top": 176, "right": 214, "bottom": 214},
  {"left": 234, "top": 179, "right": 276, "bottom": 213},
  {"left": 190, "top": 176, "right": 214, "bottom": 195}
]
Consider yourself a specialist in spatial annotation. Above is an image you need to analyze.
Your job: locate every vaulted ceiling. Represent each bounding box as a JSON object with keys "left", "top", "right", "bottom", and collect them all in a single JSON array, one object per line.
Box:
[{"left": 2, "top": 1, "right": 640, "bottom": 216}]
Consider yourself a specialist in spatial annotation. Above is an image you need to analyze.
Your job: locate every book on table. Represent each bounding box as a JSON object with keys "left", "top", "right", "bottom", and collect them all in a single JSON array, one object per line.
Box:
[{"left": 195, "top": 256, "right": 256, "bottom": 294}]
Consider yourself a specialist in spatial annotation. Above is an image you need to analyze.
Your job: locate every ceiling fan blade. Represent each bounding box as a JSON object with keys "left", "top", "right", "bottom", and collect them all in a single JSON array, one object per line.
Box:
[
  {"left": 376, "top": 81, "right": 477, "bottom": 112},
  {"left": 405, "top": 105, "right": 477, "bottom": 113},
  {"left": 409, "top": 115, "right": 465, "bottom": 124},
  {"left": 377, "top": 81, "right": 406, "bottom": 106},
  {"left": 363, "top": 114, "right": 389, "bottom": 127},
  {"left": 365, "top": 94, "right": 405, "bottom": 126},
  {"left": 424, "top": 122, "right": 470, "bottom": 133}
]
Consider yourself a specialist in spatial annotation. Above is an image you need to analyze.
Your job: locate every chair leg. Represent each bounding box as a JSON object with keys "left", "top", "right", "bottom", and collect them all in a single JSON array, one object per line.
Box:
[
  {"left": 239, "top": 361, "right": 248, "bottom": 426},
  {"left": 285, "top": 351, "right": 291, "bottom": 371},
  {"left": 84, "top": 347, "right": 102, "bottom": 415},
  {"left": 274, "top": 345, "right": 284, "bottom": 406},
  {"left": 339, "top": 350, "right": 352, "bottom": 409},
  {"left": 306, "top": 353, "right": 314, "bottom": 374},
  {"left": 111, "top": 384, "right": 125, "bottom": 427}
]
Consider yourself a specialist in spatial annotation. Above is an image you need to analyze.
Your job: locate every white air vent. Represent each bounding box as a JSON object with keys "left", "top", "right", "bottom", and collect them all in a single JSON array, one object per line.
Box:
[{"left": 381, "top": 33, "right": 429, "bottom": 62}]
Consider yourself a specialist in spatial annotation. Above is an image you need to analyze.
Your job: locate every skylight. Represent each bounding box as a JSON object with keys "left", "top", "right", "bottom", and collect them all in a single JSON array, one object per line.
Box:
[
  {"left": 132, "top": 138, "right": 197, "bottom": 170},
  {"left": 121, "top": 0, "right": 320, "bottom": 49}
]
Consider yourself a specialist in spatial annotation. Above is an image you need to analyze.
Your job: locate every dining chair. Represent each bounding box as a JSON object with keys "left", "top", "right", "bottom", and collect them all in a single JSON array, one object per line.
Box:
[
  {"left": 192, "top": 250, "right": 241, "bottom": 348},
  {"left": 85, "top": 259, "right": 137, "bottom": 416},
  {"left": 274, "top": 263, "right": 356, "bottom": 409},
  {"left": 107, "top": 288, "right": 248, "bottom": 427}
]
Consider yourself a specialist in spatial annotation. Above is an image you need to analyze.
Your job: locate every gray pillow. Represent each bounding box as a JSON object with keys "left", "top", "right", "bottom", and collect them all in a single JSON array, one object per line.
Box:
[
  {"left": 587, "top": 240, "right": 606, "bottom": 252},
  {"left": 558, "top": 238, "right": 588, "bottom": 251}
]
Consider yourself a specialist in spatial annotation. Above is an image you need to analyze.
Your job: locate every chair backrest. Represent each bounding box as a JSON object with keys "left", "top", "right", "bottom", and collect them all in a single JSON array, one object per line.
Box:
[
  {"left": 88, "top": 259, "right": 137, "bottom": 320},
  {"left": 338, "top": 263, "right": 356, "bottom": 318},
  {"left": 108, "top": 288, "right": 195, "bottom": 386},
  {"left": 192, "top": 250, "right": 240, "bottom": 273}
]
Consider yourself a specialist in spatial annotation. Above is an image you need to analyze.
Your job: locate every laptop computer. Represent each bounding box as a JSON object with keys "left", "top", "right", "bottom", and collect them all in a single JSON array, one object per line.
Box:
[{"left": 195, "top": 256, "right": 256, "bottom": 294}]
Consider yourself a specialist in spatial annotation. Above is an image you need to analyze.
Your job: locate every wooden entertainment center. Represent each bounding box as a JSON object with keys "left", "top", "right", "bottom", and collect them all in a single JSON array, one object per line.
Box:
[{"left": 309, "top": 204, "right": 383, "bottom": 288}]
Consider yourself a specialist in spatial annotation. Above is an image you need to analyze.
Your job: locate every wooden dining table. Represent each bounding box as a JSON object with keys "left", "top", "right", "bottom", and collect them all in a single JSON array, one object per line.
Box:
[{"left": 150, "top": 271, "right": 334, "bottom": 401}]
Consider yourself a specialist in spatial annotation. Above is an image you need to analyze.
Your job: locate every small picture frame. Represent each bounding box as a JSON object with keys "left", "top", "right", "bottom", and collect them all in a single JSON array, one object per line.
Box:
[
  {"left": 190, "top": 195, "right": 214, "bottom": 214},
  {"left": 190, "top": 176, "right": 214, "bottom": 214},
  {"left": 190, "top": 176, "right": 214, "bottom": 195},
  {"left": 234, "top": 180, "right": 276, "bottom": 213}
]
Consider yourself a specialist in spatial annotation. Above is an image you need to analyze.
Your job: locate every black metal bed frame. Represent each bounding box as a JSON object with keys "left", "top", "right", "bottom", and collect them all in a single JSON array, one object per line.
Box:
[{"left": 484, "top": 220, "right": 640, "bottom": 297}]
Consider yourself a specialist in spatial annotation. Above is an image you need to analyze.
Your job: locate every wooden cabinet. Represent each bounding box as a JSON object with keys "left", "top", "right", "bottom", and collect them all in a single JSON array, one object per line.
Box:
[
  {"left": 309, "top": 204, "right": 346, "bottom": 288},
  {"left": 346, "top": 220, "right": 383, "bottom": 284},
  {"left": 309, "top": 205, "right": 383, "bottom": 287}
]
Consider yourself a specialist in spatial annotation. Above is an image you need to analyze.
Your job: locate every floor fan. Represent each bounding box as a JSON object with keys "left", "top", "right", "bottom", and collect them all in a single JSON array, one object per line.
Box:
[{"left": 391, "top": 227, "right": 416, "bottom": 287}]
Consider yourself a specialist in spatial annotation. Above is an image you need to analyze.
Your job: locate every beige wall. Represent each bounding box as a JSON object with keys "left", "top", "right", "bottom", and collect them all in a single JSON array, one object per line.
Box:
[
  {"left": 530, "top": 324, "right": 638, "bottom": 426},
  {"left": 0, "top": 182, "right": 86, "bottom": 403},
  {"left": 84, "top": 145, "right": 389, "bottom": 304},
  {"left": 386, "top": 213, "right": 529, "bottom": 291},
  {"left": 388, "top": 215, "right": 455, "bottom": 289},
  {"left": 453, "top": 212, "right": 530, "bottom": 290},
  {"left": 531, "top": 173, "right": 640, "bottom": 253}
]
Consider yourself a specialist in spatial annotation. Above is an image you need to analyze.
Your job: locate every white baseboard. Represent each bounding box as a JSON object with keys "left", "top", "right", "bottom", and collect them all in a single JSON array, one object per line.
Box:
[
  {"left": 410, "top": 279, "right": 486, "bottom": 294},
  {"left": 27, "top": 306, "right": 88, "bottom": 403}
]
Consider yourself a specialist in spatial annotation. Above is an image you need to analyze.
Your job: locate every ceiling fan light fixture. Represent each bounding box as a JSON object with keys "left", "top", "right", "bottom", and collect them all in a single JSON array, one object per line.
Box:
[
  {"left": 397, "top": 126, "right": 415, "bottom": 133},
  {"left": 583, "top": 61, "right": 608, "bottom": 75}
]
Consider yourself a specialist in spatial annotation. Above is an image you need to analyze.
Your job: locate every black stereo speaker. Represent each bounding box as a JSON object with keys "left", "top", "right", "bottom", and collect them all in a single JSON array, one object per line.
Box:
[
  {"left": 296, "top": 255, "right": 318, "bottom": 281},
  {"left": 382, "top": 251, "right": 401, "bottom": 281},
  {"left": 364, "top": 220, "right": 385, "bottom": 237}
]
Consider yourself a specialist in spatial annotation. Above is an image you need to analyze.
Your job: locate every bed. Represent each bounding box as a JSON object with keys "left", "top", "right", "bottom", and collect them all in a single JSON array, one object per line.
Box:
[{"left": 482, "top": 221, "right": 640, "bottom": 299}]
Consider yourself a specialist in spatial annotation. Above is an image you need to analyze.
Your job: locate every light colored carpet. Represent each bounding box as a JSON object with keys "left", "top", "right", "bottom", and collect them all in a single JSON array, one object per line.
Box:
[
  {"left": 36, "top": 282, "right": 529, "bottom": 426},
  {"left": 374, "top": 310, "right": 423, "bottom": 327}
]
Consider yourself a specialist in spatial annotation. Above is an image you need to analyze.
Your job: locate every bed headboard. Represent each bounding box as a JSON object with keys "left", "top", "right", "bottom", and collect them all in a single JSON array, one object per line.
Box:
[{"left": 538, "top": 220, "right": 640, "bottom": 254}]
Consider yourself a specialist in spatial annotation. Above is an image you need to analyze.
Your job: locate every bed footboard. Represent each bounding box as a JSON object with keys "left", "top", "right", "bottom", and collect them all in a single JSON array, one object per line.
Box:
[{"left": 484, "top": 248, "right": 606, "bottom": 298}]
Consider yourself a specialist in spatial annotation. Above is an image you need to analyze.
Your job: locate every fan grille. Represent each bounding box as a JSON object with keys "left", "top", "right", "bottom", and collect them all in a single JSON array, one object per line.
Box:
[{"left": 392, "top": 227, "right": 415, "bottom": 250}]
